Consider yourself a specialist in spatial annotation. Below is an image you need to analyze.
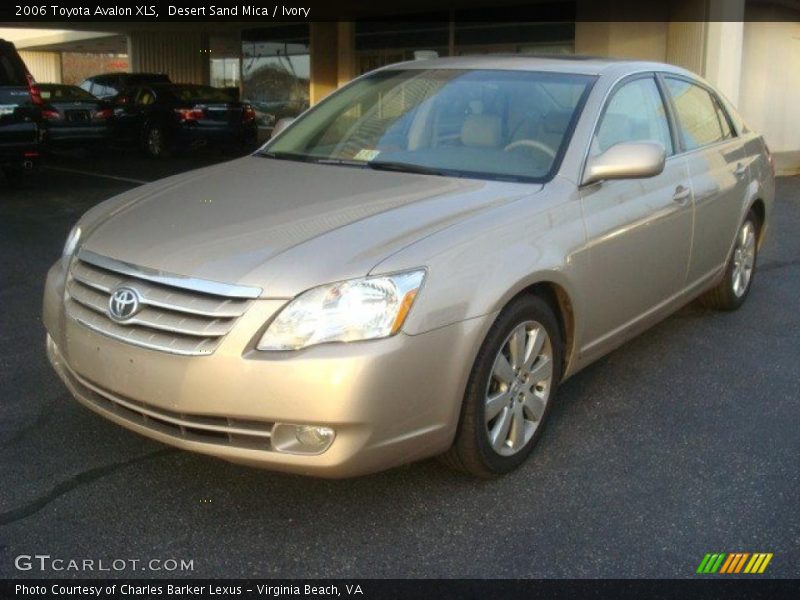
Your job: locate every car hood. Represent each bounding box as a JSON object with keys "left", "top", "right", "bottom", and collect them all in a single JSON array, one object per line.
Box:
[{"left": 82, "top": 156, "right": 542, "bottom": 297}]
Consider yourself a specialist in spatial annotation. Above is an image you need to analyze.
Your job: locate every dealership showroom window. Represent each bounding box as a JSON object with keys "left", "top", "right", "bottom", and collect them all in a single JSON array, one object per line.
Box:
[{"left": 0, "top": 0, "right": 798, "bottom": 598}]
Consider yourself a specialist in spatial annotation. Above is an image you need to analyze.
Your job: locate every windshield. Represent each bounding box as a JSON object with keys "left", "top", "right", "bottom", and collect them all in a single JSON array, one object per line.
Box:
[{"left": 262, "top": 69, "right": 595, "bottom": 181}]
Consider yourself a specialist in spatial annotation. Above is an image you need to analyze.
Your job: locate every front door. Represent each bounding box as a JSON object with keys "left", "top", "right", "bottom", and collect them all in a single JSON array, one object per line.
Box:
[{"left": 579, "top": 74, "right": 694, "bottom": 355}]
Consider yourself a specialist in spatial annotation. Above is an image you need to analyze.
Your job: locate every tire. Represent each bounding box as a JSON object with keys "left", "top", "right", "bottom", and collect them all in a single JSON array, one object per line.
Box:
[
  {"left": 143, "top": 124, "right": 170, "bottom": 159},
  {"left": 699, "top": 209, "right": 760, "bottom": 311},
  {"left": 440, "top": 294, "right": 563, "bottom": 478}
]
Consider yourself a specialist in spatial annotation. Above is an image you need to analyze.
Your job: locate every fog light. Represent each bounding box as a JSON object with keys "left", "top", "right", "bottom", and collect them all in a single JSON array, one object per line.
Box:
[{"left": 271, "top": 423, "right": 335, "bottom": 455}]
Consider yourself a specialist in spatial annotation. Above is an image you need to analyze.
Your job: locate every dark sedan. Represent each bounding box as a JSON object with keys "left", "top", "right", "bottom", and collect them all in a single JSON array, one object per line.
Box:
[
  {"left": 39, "top": 84, "right": 113, "bottom": 152},
  {"left": 113, "top": 84, "right": 258, "bottom": 158}
]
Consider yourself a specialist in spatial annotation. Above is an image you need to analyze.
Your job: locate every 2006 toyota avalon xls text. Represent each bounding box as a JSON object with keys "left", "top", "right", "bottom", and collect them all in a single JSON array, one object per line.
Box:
[{"left": 43, "top": 57, "right": 774, "bottom": 477}]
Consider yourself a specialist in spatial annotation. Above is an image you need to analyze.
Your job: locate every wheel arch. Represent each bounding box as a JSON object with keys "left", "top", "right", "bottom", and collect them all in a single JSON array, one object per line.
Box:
[
  {"left": 504, "top": 279, "right": 577, "bottom": 378},
  {"left": 749, "top": 198, "right": 766, "bottom": 248}
]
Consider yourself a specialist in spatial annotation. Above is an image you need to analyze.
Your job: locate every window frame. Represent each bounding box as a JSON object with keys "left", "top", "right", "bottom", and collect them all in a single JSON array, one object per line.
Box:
[
  {"left": 658, "top": 73, "right": 739, "bottom": 155},
  {"left": 579, "top": 71, "right": 679, "bottom": 187},
  {"left": 591, "top": 72, "right": 678, "bottom": 159}
]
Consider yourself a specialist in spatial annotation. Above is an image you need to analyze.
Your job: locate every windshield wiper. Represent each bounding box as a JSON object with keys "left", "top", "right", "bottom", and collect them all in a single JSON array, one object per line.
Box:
[
  {"left": 366, "top": 161, "right": 452, "bottom": 177},
  {"left": 314, "top": 158, "right": 366, "bottom": 167},
  {"left": 256, "top": 150, "right": 311, "bottom": 162}
]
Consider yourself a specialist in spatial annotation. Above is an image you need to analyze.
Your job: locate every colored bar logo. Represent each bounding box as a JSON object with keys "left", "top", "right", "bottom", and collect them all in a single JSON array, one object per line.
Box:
[{"left": 696, "top": 552, "right": 773, "bottom": 574}]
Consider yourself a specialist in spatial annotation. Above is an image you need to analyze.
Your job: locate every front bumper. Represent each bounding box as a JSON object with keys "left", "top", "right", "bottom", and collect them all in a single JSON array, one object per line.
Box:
[{"left": 43, "top": 259, "right": 490, "bottom": 477}]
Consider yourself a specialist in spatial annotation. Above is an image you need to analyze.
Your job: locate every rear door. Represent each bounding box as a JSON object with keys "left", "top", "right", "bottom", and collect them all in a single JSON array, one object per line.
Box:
[
  {"left": 662, "top": 76, "right": 748, "bottom": 284},
  {"left": 0, "top": 42, "right": 38, "bottom": 148},
  {"left": 113, "top": 86, "right": 154, "bottom": 142},
  {"left": 579, "top": 73, "right": 694, "bottom": 355}
]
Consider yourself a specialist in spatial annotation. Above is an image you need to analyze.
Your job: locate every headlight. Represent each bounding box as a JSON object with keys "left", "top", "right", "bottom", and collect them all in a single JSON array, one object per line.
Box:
[
  {"left": 63, "top": 223, "right": 82, "bottom": 257},
  {"left": 257, "top": 269, "right": 426, "bottom": 351}
]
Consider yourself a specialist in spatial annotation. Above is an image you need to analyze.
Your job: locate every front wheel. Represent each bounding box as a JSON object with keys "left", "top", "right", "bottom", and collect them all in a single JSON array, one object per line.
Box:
[
  {"left": 699, "top": 210, "right": 759, "bottom": 310},
  {"left": 440, "top": 294, "right": 563, "bottom": 477}
]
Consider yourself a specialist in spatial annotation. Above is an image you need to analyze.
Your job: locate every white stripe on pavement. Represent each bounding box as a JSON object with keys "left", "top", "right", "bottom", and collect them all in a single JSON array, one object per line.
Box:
[{"left": 43, "top": 165, "right": 149, "bottom": 185}]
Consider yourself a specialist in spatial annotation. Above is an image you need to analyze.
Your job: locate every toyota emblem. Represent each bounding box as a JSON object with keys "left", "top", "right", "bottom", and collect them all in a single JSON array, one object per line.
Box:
[{"left": 108, "top": 286, "right": 141, "bottom": 321}]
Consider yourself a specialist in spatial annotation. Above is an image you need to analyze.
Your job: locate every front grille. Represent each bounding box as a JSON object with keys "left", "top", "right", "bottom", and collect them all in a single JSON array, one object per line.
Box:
[
  {"left": 65, "top": 251, "right": 258, "bottom": 356},
  {"left": 59, "top": 360, "right": 273, "bottom": 451}
]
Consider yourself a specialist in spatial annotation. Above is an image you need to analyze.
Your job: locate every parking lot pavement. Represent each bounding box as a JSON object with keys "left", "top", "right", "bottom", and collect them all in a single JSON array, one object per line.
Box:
[{"left": 0, "top": 155, "right": 798, "bottom": 579}]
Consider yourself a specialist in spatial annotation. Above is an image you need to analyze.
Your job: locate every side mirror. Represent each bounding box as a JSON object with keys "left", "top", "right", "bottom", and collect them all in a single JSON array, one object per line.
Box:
[
  {"left": 271, "top": 117, "right": 295, "bottom": 138},
  {"left": 582, "top": 141, "right": 666, "bottom": 186}
]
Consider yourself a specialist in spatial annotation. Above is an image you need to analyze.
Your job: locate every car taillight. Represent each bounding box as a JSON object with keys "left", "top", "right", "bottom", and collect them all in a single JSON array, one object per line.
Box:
[
  {"left": 243, "top": 105, "right": 256, "bottom": 122},
  {"left": 174, "top": 107, "right": 205, "bottom": 121},
  {"left": 42, "top": 108, "right": 61, "bottom": 121},
  {"left": 26, "top": 73, "right": 43, "bottom": 105},
  {"left": 93, "top": 108, "right": 113, "bottom": 120}
]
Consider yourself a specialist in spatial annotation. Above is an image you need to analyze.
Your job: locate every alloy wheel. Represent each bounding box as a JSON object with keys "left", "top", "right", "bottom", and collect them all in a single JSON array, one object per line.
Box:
[
  {"left": 485, "top": 320, "right": 553, "bottom": 456},
  {"left": 147, "top": 128, "right": 163, "bottom": 157},
  {"left": 732, "top": 220, "right": 756, "bottom": 297}
]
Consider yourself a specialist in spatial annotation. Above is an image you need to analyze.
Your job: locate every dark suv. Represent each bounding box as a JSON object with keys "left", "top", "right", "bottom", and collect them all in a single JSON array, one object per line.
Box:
[
  {"left": 79, "top": 72, "right": 171, "bottom": 99},
  {"left": 0, "top": 39, "right": 43, "bottom": 184}
]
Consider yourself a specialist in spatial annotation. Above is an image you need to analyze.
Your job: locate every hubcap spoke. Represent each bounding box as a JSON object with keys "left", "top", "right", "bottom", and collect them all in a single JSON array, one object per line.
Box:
[
  {"left": 521, "top": 327, "right": 545, "bottom": 372},
  {"left": 509, "top": 405, "right": 526, "bottom": 450},
  {"left": 490, "top": 408, "right": 513, "bottom": 451},
  {"left": 509, "top": 328, "right": 527, "bottom": 370},
  {"left": 492, "top": 353, "right": 516, "bottom": 385},
  {"left": 528, "top": 356, "right": 553, "bottom": 385},
  {"left": 485, "top": 389, "right": 512, "bottom": 423},
  {"left": 523, "top": 393, "right": 546, "bottom": 421}
]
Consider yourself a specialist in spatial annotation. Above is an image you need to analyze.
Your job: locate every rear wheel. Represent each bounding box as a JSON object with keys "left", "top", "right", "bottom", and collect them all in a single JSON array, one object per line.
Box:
[
  {"left": 699, "top": 210, "right": 759, "bottom": 310},
  {"left": 441, "top": 294, "right": 563, "bottom": 477},
  {"left": 143, "top": 125, "right": 169, "bottom": 158}
]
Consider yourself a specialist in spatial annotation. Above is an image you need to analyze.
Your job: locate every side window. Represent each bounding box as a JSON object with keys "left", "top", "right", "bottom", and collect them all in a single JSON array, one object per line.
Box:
[
  {"left": 664, "top": 78, "right": 726, "bottom": 150},
  {"left": 135, "top": 88, "right": 155, "bottom": 106},
  {"left": 593, "top": 77, "right": 673, "bottom": 156}
]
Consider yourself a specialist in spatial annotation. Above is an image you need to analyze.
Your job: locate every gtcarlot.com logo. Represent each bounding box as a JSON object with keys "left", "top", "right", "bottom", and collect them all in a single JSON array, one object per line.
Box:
[
  {"left": 696, "top": 552, "right": 773, "bottom": 574},
  {"left": 14, "top": 554, "right": 194, "bottom": 573}
]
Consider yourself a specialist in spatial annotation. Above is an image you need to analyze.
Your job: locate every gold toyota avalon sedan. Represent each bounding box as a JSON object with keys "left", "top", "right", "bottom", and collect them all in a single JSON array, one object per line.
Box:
[{"left": 43, "top": 56, "right": 774, "bottom": 477}]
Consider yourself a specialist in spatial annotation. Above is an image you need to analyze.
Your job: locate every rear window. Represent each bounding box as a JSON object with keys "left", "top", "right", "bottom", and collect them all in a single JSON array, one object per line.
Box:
[
  {"left": 161, "top": 85, "right": 233, "bottom": 103},
  {"left": 0, "top": 52, "right": 28, "bottom": 86},
  {"left": 40, "top": 85, "right": 96, "bottom": 101}
]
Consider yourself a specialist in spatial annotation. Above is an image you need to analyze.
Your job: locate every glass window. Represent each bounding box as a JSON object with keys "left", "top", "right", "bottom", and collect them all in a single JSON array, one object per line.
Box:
[
  {"left": 241, "top": 30, "right": 310, "bottom": 127},
  {"left": 593, "top": 77, "right": 673, "bottom": 155},
  {"left": 665, "top": 78, "right": 725, "bottom": 150},
  {"left": 135, "top": 88, "right": 155, "bottom": 106},
  {"left": 263, "top": 69, "right": 595, "bottom": 182},
  {"left": 39, "top": 85, "right": 96, "bottom": 101}
]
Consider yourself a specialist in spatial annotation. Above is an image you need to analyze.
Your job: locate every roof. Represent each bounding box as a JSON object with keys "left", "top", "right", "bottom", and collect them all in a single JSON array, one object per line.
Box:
[{"left": 381, "top": 54, "right": 693, "bottom": 78}]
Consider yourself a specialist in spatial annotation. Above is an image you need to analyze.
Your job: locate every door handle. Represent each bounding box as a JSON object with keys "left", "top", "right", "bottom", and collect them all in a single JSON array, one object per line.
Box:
[
  {"left": 672, "top": 185, "right": 691, "bottom": 203},
  {"left": 734, "top": 163, "right": 747, "bottom": 177}
]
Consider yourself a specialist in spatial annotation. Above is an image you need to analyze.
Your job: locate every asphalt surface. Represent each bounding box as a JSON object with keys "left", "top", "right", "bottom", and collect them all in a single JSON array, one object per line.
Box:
[{"left": 0, "top": 150, "right": 798, "bottom": 579}]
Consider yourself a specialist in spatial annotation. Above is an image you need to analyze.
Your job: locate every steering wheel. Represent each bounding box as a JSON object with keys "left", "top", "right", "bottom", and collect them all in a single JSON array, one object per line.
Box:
[{"left": 503, "top": 139, "right": 557, "bottom": 158}]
